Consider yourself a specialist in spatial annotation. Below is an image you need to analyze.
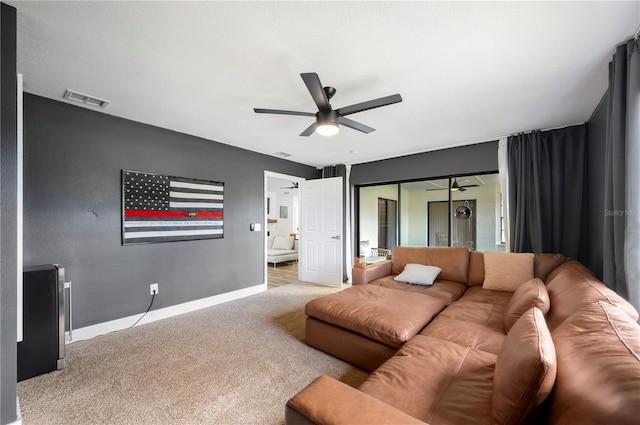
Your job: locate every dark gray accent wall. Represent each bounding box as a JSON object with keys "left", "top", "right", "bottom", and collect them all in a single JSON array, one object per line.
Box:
[
  {"left": 350, "top": 141, "right": 499, "bottom": 186},
  {"left": 582, "top": 93, "right": 608, "bottom": 279},
  {"left": 1, "top": 3, "right": 18, "bottom": 424},
  {"left": 23, "top": 94, "right": 319, "bottom": 329}
]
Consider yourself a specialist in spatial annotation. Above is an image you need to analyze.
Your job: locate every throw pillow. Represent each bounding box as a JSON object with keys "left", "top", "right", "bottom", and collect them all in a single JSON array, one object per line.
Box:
[
  {"left": 492, "top": 307, "right": 557, "bottom": 425},
  {"left": 483, "top": 251, "right": 535, "bottom": 292},
  {"left": 394, "top": 263, "right": 442, "bottom": 286},
  {"left": 272, "top": 236, "right": 294, "bottom": 250},
  {"left": 359, "top": 240, "right": 372, "bottom": 257},
  {"left": 503, "top": 278, "right": 550, "bottom": 332}
]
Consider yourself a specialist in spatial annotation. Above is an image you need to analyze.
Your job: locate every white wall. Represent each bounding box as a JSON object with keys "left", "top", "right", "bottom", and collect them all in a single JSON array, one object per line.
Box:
[
  {"left": 266, "top": 177, "right": 299, "bottom": 238},
  {"left": 358, "top": 184, "right": 398, "bottom": 251}
]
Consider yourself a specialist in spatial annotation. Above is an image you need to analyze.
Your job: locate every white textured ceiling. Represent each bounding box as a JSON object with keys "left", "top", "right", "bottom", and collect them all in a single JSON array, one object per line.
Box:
[{"left": 7, "top": 1, "right": 639, "bottom": 168}]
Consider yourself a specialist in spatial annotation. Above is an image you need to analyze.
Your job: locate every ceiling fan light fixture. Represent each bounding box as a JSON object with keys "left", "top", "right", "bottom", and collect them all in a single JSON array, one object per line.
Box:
[
  {"left": 316, "top": 110, "right": 340, "bottom": 137},
  {"left": 316, "top": 122, "right": 339, "bottom": 136},
  {"left": 451, "top": 178, "right": 460, "bottom": 191}
]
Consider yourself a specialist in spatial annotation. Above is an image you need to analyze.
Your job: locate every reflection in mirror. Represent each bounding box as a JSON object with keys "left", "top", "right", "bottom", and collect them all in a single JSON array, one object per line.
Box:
[
  {"left": 358, "top": 184, "right": 398, "bottom": 254},
  {"left": 399, "top": 174, "right": 504, "bottom": 252},
  {"left": 357, "top": 174, "right": 504, "bottom": 254}
]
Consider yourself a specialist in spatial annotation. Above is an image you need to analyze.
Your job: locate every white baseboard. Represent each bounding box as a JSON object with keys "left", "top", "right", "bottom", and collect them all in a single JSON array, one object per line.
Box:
[
  {"left": 14, "top": 397, "right": 22, "bottom": 425},
  {"left": 68, "top": 283, "right": 267, "bottom": 343}
]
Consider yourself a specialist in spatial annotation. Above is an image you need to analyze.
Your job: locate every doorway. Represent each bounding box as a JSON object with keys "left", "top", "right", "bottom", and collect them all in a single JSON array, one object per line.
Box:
[{"left": 264, "top": 171, "right": 304, "bottom": 289}]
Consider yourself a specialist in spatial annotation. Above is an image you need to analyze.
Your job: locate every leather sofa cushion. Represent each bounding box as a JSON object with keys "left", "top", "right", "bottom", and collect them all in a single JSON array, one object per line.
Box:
[
  {"left": 483, "top": 251, "right": 535, "bottom": 291},
  {"left": 493, "top": 307, "right": 556, "bottom": 425},
  {"left": 431, "top": 300, "right": 506, "bottom": 332},
  {"left": 305, "top": 285, "right": 446, "bottom": 349},
  {"left": 360, "top": 335, "right": 496, "bottom": 424},
  {"left": 457, "top": 285, "right": 513, "bottom": 307},
  {"left": 467, "top": 252, "right": 568, "bottom": 286},
  {"left": 547, "top": 301, "right": 640, "bottom": 425},
  {"left": 422, "top": 300, "right": 506, "bottom": 354},
  {"left": 369, "top": 277, "right": 467, "bottom": 304},
  {"left": 503, "top": 277, "right": 550, "bottom": 332},
  {"left": 546, "top": 260, "right": 639, "bottom": 329},
  {"left": 391, "top": 246, "right": 470, "bottom": 284},
  {"left": 305, "top": 317, "right": 397, "bottom": 372},
  {"left": 534, "top": 253, "right": 568, "bottom": 281},
  {"left": 286, "top": 375, "right": 425, "bottom": 425},
  {"left": 420, "top": 314, "right": 506, "bottom": 354},
  {"left": 468, "top": 250, "right": 485, "bottom": 286}
]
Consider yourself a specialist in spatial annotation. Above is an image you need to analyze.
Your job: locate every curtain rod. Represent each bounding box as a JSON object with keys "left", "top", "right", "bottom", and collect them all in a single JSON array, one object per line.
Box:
[{"left": 501, "top": 122, "right": 586, "bottom": 140}]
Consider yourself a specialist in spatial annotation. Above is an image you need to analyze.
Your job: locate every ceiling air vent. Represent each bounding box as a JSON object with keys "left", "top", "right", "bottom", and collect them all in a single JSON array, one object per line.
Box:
[
  {"left": 273, "top": 152, "right": 293, "bottom": 158},
  {"left": 63, "top": 90, "right": 110, "bottom": 108}
]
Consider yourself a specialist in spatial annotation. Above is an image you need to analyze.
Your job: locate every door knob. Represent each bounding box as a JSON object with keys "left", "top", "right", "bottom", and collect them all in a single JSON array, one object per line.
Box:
[{"left": 331, "top": 235, "right": 341, "bottom": 240}]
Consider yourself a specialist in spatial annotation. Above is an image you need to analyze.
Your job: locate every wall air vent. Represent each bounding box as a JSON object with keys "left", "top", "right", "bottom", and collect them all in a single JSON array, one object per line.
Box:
[
  {"left": 273, "top": 152, "right": 293, "bottom": 158},
  {"left": 63, "top": 90, "right": 110, "bottom": 108}
]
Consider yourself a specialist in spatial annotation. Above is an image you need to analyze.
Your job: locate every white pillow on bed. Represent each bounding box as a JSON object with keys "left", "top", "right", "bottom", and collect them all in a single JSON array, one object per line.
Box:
[
  {"left": 394, "top": 264, "right": 442, "bottom": 286},
  {"left": 272, "top": 236, "right": 294, "bottom": 250}
]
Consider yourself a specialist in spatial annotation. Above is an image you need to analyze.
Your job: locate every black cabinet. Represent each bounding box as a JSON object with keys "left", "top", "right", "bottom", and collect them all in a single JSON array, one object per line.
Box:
[{"left": 17, "top": 264, "right": 66, "bottom": 381}]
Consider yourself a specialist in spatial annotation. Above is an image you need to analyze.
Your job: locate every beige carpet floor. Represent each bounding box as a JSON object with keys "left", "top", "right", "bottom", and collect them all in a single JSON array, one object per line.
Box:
[{"left": 18, "top": 282, "right": 368, "bottom": 425}]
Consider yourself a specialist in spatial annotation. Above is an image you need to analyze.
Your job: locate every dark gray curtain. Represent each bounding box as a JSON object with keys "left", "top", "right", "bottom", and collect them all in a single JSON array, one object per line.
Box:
[
  {"left": 322, "top": 165, "right": 346, "bottom": 178},
  {"left": 507, "top": 125, "right": 586, "bottom": 257},
  {"left": 603, "top": 38, "right": 640, "bottom": 306}
]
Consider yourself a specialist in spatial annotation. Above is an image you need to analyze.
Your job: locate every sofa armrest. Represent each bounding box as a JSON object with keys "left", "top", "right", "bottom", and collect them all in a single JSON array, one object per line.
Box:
[
  {"left": 285, "top": 375, "right": 425, "bottom": 425},
  {"left": 352, "top": 260, "right": 392, "bottom": 285}
]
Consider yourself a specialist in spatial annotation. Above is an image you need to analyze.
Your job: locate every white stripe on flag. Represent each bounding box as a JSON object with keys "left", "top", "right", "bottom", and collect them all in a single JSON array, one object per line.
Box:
[
  {"left": 124, "top": 220, "right": 223, "bottom": 228},
  {"left": 170, "top": 181, "right": 223, "bottom": 192},
  {"left": 124, "top": 229, "right": 224, "bottom": 239},
  {"left": 169, "top": 191, "right": 223, "bottom": 200},
  {"left": 169, "top": 202, "right": 223, "bottom": 209}
]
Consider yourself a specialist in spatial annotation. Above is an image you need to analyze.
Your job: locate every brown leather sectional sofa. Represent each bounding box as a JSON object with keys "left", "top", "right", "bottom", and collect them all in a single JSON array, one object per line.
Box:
[{"left": 285, "top": 247, "right": 640, "bottom": 425}]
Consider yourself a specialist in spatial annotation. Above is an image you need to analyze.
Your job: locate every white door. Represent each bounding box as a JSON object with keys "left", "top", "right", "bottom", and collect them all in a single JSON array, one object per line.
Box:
[{"left": 300, "top": 177, "right": 343, "bottom": 287}]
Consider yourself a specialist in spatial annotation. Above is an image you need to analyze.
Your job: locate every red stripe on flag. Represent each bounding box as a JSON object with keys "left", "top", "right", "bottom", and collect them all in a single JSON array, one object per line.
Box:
[
  {"left": 196, "top": 212, "right": 224, "bottom": 217},
  {"left": 125, "top": 211, "right": 189, "bottom": 217},
  {"left": 124, "top": 210, "right": 223, "bottom": 217}
]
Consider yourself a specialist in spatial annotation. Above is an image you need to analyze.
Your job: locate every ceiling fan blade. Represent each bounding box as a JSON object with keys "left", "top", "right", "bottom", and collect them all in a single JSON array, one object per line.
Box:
[
  {"left": 301, "top": 73, "right": 332, "bottom": 113},
  {"left": 336, "top": 94, "right": 402, "bottom": 116},
  {"left": 300, "top": 122, "right": 317, "bottom": 137},
  {"left": 461, "top": 185, "right": 479, "bottom": 188},
  {"left": 338, "top": 116, "right": 375, "bottom": 134},
  {"left": 254, "top": 108, "right": 315, "bottom": 117}
]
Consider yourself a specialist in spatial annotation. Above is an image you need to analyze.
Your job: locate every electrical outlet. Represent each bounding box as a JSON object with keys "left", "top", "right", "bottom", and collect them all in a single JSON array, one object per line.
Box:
[{"left": 150, "top": 283, "right": 158, "bottom": 295}]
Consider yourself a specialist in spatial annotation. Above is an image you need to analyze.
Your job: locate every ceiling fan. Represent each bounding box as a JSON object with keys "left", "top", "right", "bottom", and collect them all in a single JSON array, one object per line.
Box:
[
  {"left": 450, "top": 178, "right": 479, "bottom": 192},
  {"left": 280, "top": 182, "right": 299, "bottom": 189},
  {"left": 425, "top": 177, "right": 479, "bottom": 192},
  {"left": 254, "top": 73, "right": 402, "bottom": 137}
]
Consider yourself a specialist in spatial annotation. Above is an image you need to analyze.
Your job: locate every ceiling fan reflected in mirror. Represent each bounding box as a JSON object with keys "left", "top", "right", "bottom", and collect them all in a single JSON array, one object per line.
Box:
[
  {"left": 450, "top": 178, "right": 478, "bottom": 192},
  {"left": 254, "top": 73, "right": 402, "bottom": 137},
  {"left": 425, "top": 177, "right": 479, "bottom": 192},
  {"left": 280, "top": 182, "right": 299, "bottom": 189}
]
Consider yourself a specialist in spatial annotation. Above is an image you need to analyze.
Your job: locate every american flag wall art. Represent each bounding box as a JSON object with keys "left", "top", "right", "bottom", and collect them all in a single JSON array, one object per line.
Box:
[{"left": 122, "top": 170, "right": 224, "bottom": 245}]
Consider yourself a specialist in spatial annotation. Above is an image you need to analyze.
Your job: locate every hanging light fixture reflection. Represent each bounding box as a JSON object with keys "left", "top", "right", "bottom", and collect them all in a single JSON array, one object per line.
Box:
[{"left": 451, "top": 178, "right": 461, "bottom": 191}]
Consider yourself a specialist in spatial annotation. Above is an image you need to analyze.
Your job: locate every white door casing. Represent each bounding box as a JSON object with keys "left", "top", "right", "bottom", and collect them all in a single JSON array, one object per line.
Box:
[{"left": 300, "top": 177, "right": 343, "bottom": 287}]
